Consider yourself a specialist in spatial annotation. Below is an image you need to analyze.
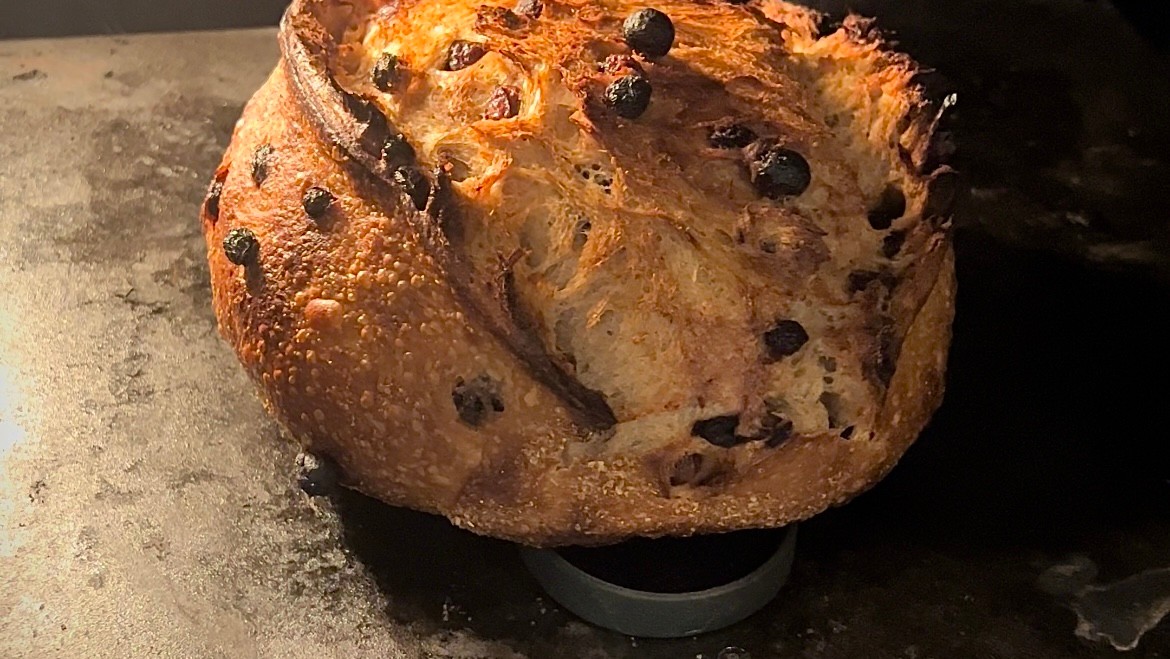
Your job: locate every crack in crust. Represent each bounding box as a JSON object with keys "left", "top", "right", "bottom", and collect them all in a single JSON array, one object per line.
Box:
[{"left": 281, "top": 1, "right": 617, "bottom": 429}]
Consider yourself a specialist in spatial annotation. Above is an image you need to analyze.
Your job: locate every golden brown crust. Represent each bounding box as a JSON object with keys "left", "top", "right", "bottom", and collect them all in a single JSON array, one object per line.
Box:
[{"left": 202, "top": 0, "right": 956, "bottom": 546}]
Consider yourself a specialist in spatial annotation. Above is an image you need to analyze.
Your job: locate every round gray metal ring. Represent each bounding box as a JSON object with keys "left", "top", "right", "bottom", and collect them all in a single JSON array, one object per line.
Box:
[{"left": 520, "top": 526, "right": 796, "bottom": 638}]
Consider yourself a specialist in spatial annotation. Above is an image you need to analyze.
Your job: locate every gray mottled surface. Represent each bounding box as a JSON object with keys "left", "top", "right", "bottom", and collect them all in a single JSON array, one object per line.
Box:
[{"left": 0, "top": 9, "right": 1168, "bottom": 659}]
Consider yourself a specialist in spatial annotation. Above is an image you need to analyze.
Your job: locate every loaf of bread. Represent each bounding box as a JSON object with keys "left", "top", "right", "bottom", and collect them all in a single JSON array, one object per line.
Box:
[{"left": 202, "top": 0, "right": 957, "bottom": 546}]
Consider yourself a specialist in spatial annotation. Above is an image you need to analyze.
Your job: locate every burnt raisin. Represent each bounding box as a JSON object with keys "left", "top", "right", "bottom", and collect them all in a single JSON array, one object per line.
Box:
[
  {"left": 251, "top": 144, "right": 274, "bottom": 186},
  {"left": 763, "top": 320, "right": 809, "bottom": 360},
  {"left": 882, "top": 231, "right": 907, "bottom": 258},
  {"left": 746, "top": 140, "right": 811, "bottom": 198},
  {"left": 381, "top": 133, "right": 416, "bottom": 169},
  {"left": 604, "top": 75, "right": 652, "bottom": 119},
  {"left": 484, "top": 85, "right": 521, "bottom": 120},
  {"left": 444, "top": 40, "right": 487, "bottom": 71},
  {"left": 867, "top": 185, "right": 906, "bottom": 230},
  {"left": 708, "top": 121, "right": 757, "bottom": 149},
  {"left": 302, "top": 186, "right": 335, "bottom": 219},
  {"left": 623, "top": 8, "right": 675, "bottom": 59},
  {"left": 515, "top": 0, "right": 543, "bottom": 18},
  {"left": 222, "top": 227, "right": 259, "bottom": 266},
  {"left": 393, "top": 166, "right": 431, "bottom": 210},
  {"left": 205, "top": 179, "right": 224, "bottom": 220},
  {"left": 452, "top": 375, "right": 504, "bottom": 426},
  {"left": 692, "top": 415, "right": 740, "bottom": 448},
  {"left": 372, "top": 51, "right": 401, "bottom": 92}
]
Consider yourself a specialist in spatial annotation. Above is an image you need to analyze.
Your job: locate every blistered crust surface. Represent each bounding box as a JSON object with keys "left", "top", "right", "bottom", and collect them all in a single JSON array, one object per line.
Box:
[{"left": 202, "top": 0, "right": 956, "bottom": 545}]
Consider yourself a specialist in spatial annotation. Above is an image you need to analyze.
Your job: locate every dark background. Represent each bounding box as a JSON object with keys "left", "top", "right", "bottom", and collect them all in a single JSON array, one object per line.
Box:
[{"left": 0, "top": 0, "right": 1167, "bottom": 50}]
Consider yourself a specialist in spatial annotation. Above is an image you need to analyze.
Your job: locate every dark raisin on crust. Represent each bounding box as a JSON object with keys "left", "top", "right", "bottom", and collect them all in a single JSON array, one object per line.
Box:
[
  {"left": 381, "top": 133, "right": 416, "bottom": 169},
  {"left": 622, "top": 8, "right": 675, "bottom": 59},
  {"left": 484, "top": 85, "right": 521, "bottom": 120},
  {"left": 763, "top": 320, "right": 809, "bottom": 360},
  {"left": 302, "top": 186, "right": 335, "bottom": 219},
  {"left": 604, "top": 75, "right": 652, "bottom": 119},
  {"left": 451, "top": 374, "right": 505, "bottom": 426},
  {"left": 205, "top": 179, "right": 224, "bottom": 221},
  {"left": 708, "top": 121, "right": 757, "bottom": 149},
  {"left": 867, "top": 185, "right": 906, "bottom": 230},
  {"left": 222, "top": 227, "right": 259, "bottom": 266},
  {"left": 515, "top": 0, "right": 543, "bottom": 18},
  {"left": 745, "top": 140, "right": 812, "bottom": 198},
  {"left": 691, "top": 415, "right": 740, "bottom": 448},
  {"left": 250, "top": 144, "right": 274, "bottom": 186},
  {"left": 444, "top": 40, "right": 488, "bottom": 71},
  {"left": 393, "top": 166, "right": 431, "bottom": 211},
  {"left": 882, "top": 230, "right": 907, "bottom": 259},
  {"left": 371, "top": 51, "right": 401, "bottom": 91}
]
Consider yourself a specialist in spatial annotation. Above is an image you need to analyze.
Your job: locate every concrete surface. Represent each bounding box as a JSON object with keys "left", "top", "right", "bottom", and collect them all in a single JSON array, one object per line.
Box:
[{"left": 0, "top": 6, "right": 1168, "bottom": 658}]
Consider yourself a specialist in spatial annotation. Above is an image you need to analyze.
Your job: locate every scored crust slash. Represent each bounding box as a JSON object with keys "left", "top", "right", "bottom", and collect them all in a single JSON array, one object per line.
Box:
[{"left": 200, "top": 0, "right": 957, "bottom": 547}]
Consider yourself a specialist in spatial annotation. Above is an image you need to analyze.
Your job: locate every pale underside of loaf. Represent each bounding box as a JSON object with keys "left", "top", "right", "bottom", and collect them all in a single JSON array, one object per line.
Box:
[{"left": 203, "top": 0, "right": 956, "bottom": 545}]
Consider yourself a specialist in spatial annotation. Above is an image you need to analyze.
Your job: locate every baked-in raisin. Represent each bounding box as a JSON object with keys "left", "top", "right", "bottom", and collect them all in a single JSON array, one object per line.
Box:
[
  {"left": 867, "top": 185, "right": 906, "bottom": 230},
  {"left": 840, "top": 426, "right": 856, "bottom": 439},
  {"left": 746, "top": 140, "right": 811, "bottom": 198},
  {"left": 372, "top": 51, "right": 401, "bottom": 91},
  {"left": 515, "top": 0, "right": 543, "bottom": 18},
  {"left": 250, "top": 144, "right": 274, "bottom": 186},
  {"left": 763, "top": 320, "right": 809, "bottom": 360},
  {"left": 393, "top": 166, "right": 431, "bottom": 210},
  {"left": 763, "top": 417, "right": 794, "bottom": 448},
  {"left": 484, "top": 85, "right": 521, "bottom": 120},
  {"left": 381, "top": 133, "right": 416, "bottom": 169},
  {"left": 708, "top": 121, "right": 757, "bottom": 149},
  {"left": 623, "top": 8, "right": 675, "bottom": 59},
  {"left": 444, "top": 40, "right": 487, "bottom": 71},
  {"left": 452, "top": 375, "right": 505, "bottom": 426},
  {"left": 302, "top": 186, "right": 335, "bottom": 219},
  {"left": 205, "top": 179, "right": 224, "bottom": 220},
  {"left": 882, "top": 231, "right": 906, "bottom": 258},
  {"left": 222, "top": 227, "right": 259, "bottom": 266},
  {"left": 692, "top": 415, "right": 740, "bottom": 448},
  {"left": 604, "top": 74, "right": 652, "bottom": 119},
  {"left": 847, "top": 270, "right": 881, "bottom": 293}
]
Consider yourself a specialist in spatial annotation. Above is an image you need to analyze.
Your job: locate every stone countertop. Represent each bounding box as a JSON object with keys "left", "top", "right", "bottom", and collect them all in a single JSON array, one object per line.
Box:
[{"left": 0, "top": 7, "right": 1168, "bottom": 659}]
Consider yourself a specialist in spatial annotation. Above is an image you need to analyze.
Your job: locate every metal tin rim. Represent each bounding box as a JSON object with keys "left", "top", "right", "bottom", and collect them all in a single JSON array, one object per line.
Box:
[{"left": 520, "top": 526, "right": 796, "bottom": 638}]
